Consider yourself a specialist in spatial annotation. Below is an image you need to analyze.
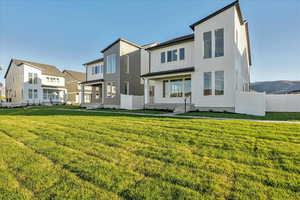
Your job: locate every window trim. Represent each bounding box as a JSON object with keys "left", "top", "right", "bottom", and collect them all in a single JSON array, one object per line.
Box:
[
  {"left": 204, "top": 72, "right": 212, "bottom": 96},
  {"left": 179, "top": 48, "right": 185, "bottom": 60},
  {"left": 215, "top": 71, "right": 224, "bottom": 95},
  {"left": 106, "top": 54, "right": 117, "bottom": 74},
  {"left": 161, "top": 52, "right": 166, "bottom": 63},
  {"left": 215, "top": 28, "right": 224, "bottom": 57},
  {"left": 203, "top": 31, "right": 212, "bottom": 59},
  {"left": 106, "top": 81, "right": 116, "bottom": 98}
]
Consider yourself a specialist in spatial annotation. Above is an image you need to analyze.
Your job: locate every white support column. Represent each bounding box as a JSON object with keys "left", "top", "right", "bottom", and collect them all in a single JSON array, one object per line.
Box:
[
  {"left": 144, "top": 78, "right": 149, "bottom": 104},
  {"left": 81, "top": 84, "right": 85, "bottom": 104}
]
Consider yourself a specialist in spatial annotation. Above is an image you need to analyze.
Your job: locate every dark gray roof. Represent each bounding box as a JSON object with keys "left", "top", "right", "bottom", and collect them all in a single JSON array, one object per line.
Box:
[
  {"left": 141, "top": 67, "right": 195, "bottom": 78},
  {"left": 146, "top": 34, "right": 194, "bottom": 51}
]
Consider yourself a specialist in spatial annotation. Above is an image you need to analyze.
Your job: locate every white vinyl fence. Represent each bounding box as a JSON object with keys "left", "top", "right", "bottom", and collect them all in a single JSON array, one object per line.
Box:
[
  {"left": 235, "top": 92, "right": 266, "bottom": 116},
  {"left": 120, "top": 94, "right": 144, "bottom": 110},
  {"left": 266, "top": 94, "right": 300, "bottom": 112}
]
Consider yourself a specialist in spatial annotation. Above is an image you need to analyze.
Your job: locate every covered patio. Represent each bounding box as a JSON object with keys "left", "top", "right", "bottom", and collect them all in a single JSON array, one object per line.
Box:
[{"left": 80, "top": 79, "right": 104, "bottom": 105}]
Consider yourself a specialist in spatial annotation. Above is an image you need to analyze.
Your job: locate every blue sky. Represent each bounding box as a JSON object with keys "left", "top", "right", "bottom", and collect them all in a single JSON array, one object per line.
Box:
[{"left": 0, "top": 0, "right": 299, "bottom": 83}]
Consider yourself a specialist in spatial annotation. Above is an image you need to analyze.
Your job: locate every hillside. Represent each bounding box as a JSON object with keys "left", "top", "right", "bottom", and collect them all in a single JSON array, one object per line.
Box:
[{"left": 251, "top": 80, "right": 300, "bottom": 94}]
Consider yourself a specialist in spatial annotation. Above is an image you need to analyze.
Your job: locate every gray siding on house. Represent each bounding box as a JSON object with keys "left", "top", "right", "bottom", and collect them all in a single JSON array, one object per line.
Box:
[
  {"left": 103, "top": 42, "right": 121, "bottom": 106},
  {"left": 120, "top": 50, "right": 144, "bottom": 96}
]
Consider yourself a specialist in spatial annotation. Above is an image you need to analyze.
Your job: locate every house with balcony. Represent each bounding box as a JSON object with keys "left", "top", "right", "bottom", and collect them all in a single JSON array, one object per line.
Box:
[
  {"left": 4, "top": 59, "right": 67, "bottom": 105},
  {"left": 142, "top": 0, "right": 252, "bottom": 112},
  {"left": 81, "top": 39, "right": 157, "bottom": 109},
  {"left": 63, "top": 70, "right": 92, "bottom": 104}
]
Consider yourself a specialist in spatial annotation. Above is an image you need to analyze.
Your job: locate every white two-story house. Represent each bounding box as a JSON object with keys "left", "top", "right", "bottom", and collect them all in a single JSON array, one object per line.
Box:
[
  {"left": 4, "top": 59, "right": 67, "bottom": 105},
  {"left": 142, "top": 0, "right": 251, "bottom": 112}
]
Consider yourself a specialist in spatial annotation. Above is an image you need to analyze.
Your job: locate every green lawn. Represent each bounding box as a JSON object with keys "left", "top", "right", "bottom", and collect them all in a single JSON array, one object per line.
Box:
[
  {"left": 180, "top": 111, "right": 300, "bottom": 121},
  {"left": 94, "top": 108, "right": 172, "bottom": 114},
  {"left": 0, "top": 108, "right": 299, "bottom": 199}
]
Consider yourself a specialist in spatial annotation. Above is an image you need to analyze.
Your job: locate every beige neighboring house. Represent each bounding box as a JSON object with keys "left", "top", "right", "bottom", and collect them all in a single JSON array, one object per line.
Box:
[
  {"left": 4, "top": 59, "right": 67, "bottom": 105},
  {"left": 0, "top": 83, "right": 5, "bottom": 102},
  {"left": 63, "top": 70, "right": 92, "bottom": 104}
]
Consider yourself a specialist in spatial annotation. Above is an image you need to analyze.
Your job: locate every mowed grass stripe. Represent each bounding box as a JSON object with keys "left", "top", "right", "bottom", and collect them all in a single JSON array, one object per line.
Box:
[
  {"left": 0, "top": 109, "right": 299, "bottom": 199},
  {"left": 0, "top": 130, "right": 122, "bottom": 200},
  {"left": 0, "top": 118, "right": 216, "bottom": 198},
  {"left": 38, "top": 116, "right": 300, "bottom": 175},
  {"left": 1, "top": 115, "right": 298, "bottom": 200},
  {"left": 0, "top": 158, "right": 34, "bottom": 200},
  {"left": 0, "top": 123, "right": 208, "bottom": 200}
]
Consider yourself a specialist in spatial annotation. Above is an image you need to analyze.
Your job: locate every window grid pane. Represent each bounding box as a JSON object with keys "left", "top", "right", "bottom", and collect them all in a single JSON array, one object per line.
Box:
[
  {"left": 179, "top": 48, "right": 185, "bottom": 60},
  {"left": 215, "top": 71, "right": 224, "bottom": 95},
  {"left": 215, "top": 28, "right": 224, "bottom": 57}
]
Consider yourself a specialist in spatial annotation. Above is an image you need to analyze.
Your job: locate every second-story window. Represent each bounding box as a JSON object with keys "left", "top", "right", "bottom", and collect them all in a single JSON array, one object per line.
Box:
[
  {"left": 215, "top": 28, "right": 224, "bottom": 57},
  {"left": 33, "top": 73, "right": 38, "bottom": 84},
  {"left": 203, "top": 31, "right": 212, "bottom": 59},
  {"left": 125, "top": 55, "right": 129, "bottom": 73},
  {"left": 107, "top": 54, "right": 116, "bottom": 74},
  {"left": 179, "top": 48, "right": 185, "bottom": 60},
  {"left": 161, "top": 52, "right": 166, "bottom": 63},
  {"left": 172, "top": 50, "right": 178, "bottom": 61},
  {"left": 28, "top": 73, "right": 33, "bottom": 84},
  {"left": 167, "top": 51, "right": 172, "bottom": 62}
]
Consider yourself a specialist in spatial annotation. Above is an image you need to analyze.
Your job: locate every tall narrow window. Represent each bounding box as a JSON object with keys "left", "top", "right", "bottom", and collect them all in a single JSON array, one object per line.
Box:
[
  {"left": 204, "top": 72, "right": 212, "bottom": 96},
  {"left": 215, "top": 28, "right": 224, "bottom": 57},
  {"left": 215, "top": 71, "right": 224, "bottom": 95},
  {"left": 28, "top": 73, "right": 33, "bottom": 84},
  {"left": 107, "top": 54, "right": 116, "bottom": 73},
  {"left": 33, "top": 73, "right": 38, "bottom": 84},
  {"left": 34, "top": 89, "right": 38, "bottom": 99},
  {"left": 28, "top": 89, "right": 33, "bottom": 99},
  {"left": 184, "top": 78, "right": 191, "bottom": 97},
  {"left": 172, "top": 49, "right": 178, "bottom": 61},
  {"left": 161, "top": 52, "right": 166, "bottom": 63},
  {"left": 106, "top": 82, "right": 116, "bottom": 97},
  {"left": 125, "top": 55, "right": 129, "bottom": 73},
  {"left": 203, "top": 31, "right": 212, "bottom": 59},
  {"left": 167, "top": 51, "right": 172, "bottom": 62},
  {"left": 179, "top": 48, "right": 185, "bottom": 60},
  {"left": 124, "top": 81, "right": 129, "bottom": 95}
]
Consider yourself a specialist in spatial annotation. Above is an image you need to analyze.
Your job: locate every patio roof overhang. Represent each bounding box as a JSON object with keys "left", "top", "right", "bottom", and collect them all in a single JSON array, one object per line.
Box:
[
  {"left": 80, "top": 79, "right": 104, "bottom": 86},
  {"left": 141, "top": 67, "right": 194, "bottom": 79}
]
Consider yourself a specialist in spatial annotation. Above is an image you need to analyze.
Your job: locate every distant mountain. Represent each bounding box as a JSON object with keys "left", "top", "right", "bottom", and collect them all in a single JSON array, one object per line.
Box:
[{"left": 250, "top": 81, "right": 300, "bottom": 94}]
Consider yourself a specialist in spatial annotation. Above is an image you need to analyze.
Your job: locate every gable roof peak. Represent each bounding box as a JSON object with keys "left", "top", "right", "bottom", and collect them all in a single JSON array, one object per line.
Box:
[{"left": 189, "top": 0, "right": 242, "bottom": 30}]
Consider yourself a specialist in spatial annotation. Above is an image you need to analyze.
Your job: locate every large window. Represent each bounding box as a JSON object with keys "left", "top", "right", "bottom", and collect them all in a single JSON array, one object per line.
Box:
[
  {"left": 161, "top": 52, "right": 165, "bottom": 63},
  {"left": 204, "top": 72, "right": 212, "bottom": 96},
  {"left": 215, "top": 71, "right": 224, "bottom": 95},
  {"left": 106, "top": 82, "right": 116, "bottom": 97},
  {"left": 28, "top": 89, "right": 33, "bottom": 99},
  {"left": 215, "top": 28, "right": 224, "bottom": 57},
  {"left": 179, "top": 48, "right": 185, "bottom": 60},
  {"left": 203, "top": 31, "right": 212, "bottom": 59},
  {"left": 92, "top": 65, "right": 103, "bottom": 75},
  {"left": 28, "top": 73, "right": 33, "bottom": 84},
  {"left": 163, "top": 78, "right": 191, "bottom": 98},
  {"left": 107, "top": 54, "right": 116, "bottom": 74}
]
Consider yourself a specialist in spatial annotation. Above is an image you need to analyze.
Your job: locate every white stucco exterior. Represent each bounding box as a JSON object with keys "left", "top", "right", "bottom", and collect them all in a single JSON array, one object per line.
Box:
[{"left": 143, "top": 3, "right": 251, "bottom": 113}]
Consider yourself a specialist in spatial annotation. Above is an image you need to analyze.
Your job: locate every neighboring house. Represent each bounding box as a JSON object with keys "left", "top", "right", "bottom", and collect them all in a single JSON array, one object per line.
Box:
[
  {"left": 141, "top": 0, "right": 251, "bottom": 112},
  {"left": 288, "top": 90, "right": 300, "bottom": 94},
  {"left": 0, "top": 83, "right": 5, "bottom": 101},
  {"left": 81, "top": 39, "right": 157, "bottom": 108},
  {"left": 4, "top": 59, "right": 66, "bottom": 105},
  {"left": 63, "top": 70, "right": 92, "bottom": 104}
]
